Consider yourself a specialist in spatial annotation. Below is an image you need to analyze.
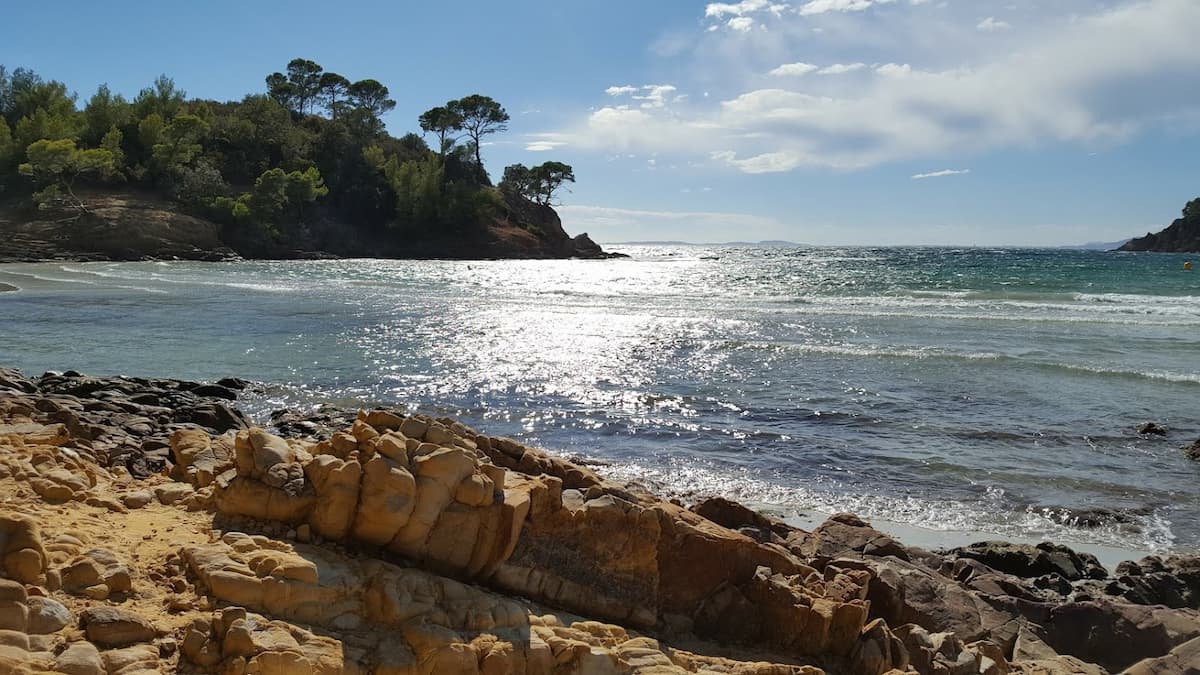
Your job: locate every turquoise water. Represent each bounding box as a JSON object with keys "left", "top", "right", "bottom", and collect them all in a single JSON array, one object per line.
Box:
[{"left": 1, "top": 246, "right": 1198, "bottom": 553}]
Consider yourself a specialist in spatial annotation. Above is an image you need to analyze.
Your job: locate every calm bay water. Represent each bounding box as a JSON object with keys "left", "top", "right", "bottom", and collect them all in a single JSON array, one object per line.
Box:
[{"left": 2, "top": 246, "right": 1198, "bottom": 554}]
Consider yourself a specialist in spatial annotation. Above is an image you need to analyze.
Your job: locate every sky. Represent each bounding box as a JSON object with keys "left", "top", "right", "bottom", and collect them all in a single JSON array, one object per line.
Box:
[{"left": 3, "top": 0, "right": 1199, "bottom": 245}]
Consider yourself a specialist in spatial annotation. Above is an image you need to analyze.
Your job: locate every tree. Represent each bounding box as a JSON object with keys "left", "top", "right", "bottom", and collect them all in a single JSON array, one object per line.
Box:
[
  {"left": 530, "top": 161, "right": 575, "bottom": 205},
  {"left": 0, "top": 118, "right": 14, "bottom": 173},
  {"left": 134, "top": 75, "right": 185, "bottom": 120},
  {"left": 500, "top": 163, "right": 534, "bottom": 198},
  {"left": 1184, "top": 198, "right": 1200, "bottom": 222},
  {"left": 447, "top": 95, "right": 509, "bottom": 176},
  {"left": 286, "top": 59, "right": 324, "bottom": 114},
  {"left": 418, "top": 106, "right": 462, "bottom": 157},
  {"left": 501, "top": 161, "right": 575, "bottom": 205},
  {"left": 99, "top": 126, "right": 125, "bottom": 176},
  {"left": 265, "top": 72, "right": 299, "bottom": 112},
  {"left": 3, "top": 69, "right": 76, "bottom": 126},
  {"left": 348, "top": 79, "right": 395, "bottom": 118},
  {"left": 266, "top": 59, "right": 325, "bottom": 115},
  {"left": 318, "top": 72, "right": 351, "bottom": 118},
  {"left": 18, "top": 138, "right": 115, "bottom": 213},
  {"left": 83, "top": 84, "right": 130, "bottom": 146},
  {"left": 150, "top": 113, "right": 208, "bottom": 178},
  {"left": 14, "top": 107, "right": 79, "bottom": 151}
]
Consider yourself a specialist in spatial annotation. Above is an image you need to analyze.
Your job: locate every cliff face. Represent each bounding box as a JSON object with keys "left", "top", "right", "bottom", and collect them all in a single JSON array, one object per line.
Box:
[
  {"left": 1119, "top": 200, "right": 1200, "bottom": 252},
  {"left": 0, "top": 192, "right": 238, "bottom": 263},
  {"left": 0, "top": 189, "right": 617, "bottom": 262}
]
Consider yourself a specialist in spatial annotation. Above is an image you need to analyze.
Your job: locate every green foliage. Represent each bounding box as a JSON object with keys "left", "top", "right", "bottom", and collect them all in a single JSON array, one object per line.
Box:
[
  {"left": 348, "top": 79, "right": 395, "bottom": 118},
  {"left": 447, "top": 94, "right": 509, "bottom": 178},
  {"left": 18, "top": 138, "right": 115, "bottom": 211},
  {"left": 209, "top": 167, "right": 327, "bottom": 227},
  {"left": 150, "top": 113, "right": 209, "bottom": 177},
  {"left": 14, "top": 107, "right": 79, "bottom": 151},
  {"left": 418, "top": 105, "right": 462, "bottom": 156},
  {"left": 133, "top": 75, "right": 185, "bottom": 120},
  {"left": 2, "top": 69, "right": 76, "bottom": 128},
  {"left": 99, "top": 126, "right": 125, "bottom": 176},
  {"left": 0, "top": 61, "right": 564, "bottom": 253},
  {"left": 83, "top": 84, "right": 130, "bottom": 146},
  {"left": 318, "top": 72, "right": 350, "bottom": 118},
  {"left": 501, "top": 161, "right": 575, "bottom": 205},
  {"left": 1183, "top": 198, "right": 1200, "bottom": 222},
  {"left": 0, "top": 117, "right": 14, "bottom": 172}
]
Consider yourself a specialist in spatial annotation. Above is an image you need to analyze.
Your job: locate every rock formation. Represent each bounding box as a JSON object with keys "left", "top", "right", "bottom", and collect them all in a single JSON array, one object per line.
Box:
[{"left": 1, "top": 366, "right": 1198, "bottom": 673}]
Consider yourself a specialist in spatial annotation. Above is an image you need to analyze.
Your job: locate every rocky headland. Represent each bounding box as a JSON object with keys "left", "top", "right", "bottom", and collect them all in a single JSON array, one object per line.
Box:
[
  {"left": 1118, "top": 199, "right": 1200, "bottom": 253},
  {"left": 0, "top": 191, "right": 618, "bottom": 263},
  {"left": 1, "top": 367, "right": 1198, "bottom": 674}
]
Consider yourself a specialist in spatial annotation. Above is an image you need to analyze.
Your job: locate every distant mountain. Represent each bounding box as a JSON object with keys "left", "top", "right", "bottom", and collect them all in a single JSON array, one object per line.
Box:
[
  {"left": 1119, "top": 198, "right": 1200, "bottom": 252},
  {"left": 1058, "top": 239, "right": 1131, "bottom": 251},
  {"left": 602, "top": 240, "right": 806, "bottom": 246}
]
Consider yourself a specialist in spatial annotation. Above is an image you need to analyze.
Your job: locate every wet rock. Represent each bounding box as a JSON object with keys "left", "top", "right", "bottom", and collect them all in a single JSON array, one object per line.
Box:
[
  {"left": 175, "top": 402, "right": 248, "bottom": 433},
  {"left": 788, "top": 513, "right": 910, "bottom": 563},
  {"left": 1184, "top": 440, "right": 1200, "bottom": 461},
  {"left": 191, "top": 384, "right": 237, "bottom": 400},
  {"left": 950, "top": 541, "right": 1107, "bottom": 581},
  {"left": 1138, "top": 421, "right": 1168, "bottom": 435},
  {"left": 1107, "top": 555, "right": 1200, "bottom": 608},
  {"left": 691, "top": 496, "right": 792, "bottom": 544},
  {"left": 216, "top": 377, "right": 250, "bottom": 390}
]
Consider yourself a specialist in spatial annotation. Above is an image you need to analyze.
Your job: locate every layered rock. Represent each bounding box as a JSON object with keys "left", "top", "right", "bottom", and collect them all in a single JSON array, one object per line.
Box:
[{"left": 2, "top": 367, "right": 1199, "bottom": 674}]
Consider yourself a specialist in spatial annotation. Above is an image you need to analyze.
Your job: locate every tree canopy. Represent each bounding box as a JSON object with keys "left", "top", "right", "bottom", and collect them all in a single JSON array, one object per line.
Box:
[{"left": 0, "top": 58, "right": 575, "bottom": 254}]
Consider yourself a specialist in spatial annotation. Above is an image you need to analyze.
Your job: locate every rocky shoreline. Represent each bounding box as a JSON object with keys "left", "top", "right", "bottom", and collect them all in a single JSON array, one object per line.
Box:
[
  {"left": 0, "top": 191, "right": 624, "bottom": 264},
  {"left": 1, "top": 367, "right": 1197, "bottom": 674}
]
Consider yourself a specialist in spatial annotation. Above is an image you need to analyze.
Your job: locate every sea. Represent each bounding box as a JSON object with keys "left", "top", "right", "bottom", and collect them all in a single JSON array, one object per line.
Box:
[{"left": 2, "top": 246, "right": 1198, "bottom": 558}]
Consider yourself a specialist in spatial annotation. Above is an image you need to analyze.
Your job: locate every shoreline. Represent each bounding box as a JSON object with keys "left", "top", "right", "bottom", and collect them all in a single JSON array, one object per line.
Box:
[{"left": 2, "top": 366, "right": 1199, "bottom": 673}]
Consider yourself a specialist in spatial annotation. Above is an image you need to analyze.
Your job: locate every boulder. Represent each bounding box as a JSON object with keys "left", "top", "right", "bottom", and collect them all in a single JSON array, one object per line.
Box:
[
  {"left": 788, "top": 513, "right": 909, "bottom": 562},
  {"left": 950, "top": 541, "right": 1106, "bottom": 581},
  {"left": 1039, "top": 600, "right": 1200, "bottom": 672},
  {"left": 0, "top": 515, "right": 46, "bottom": 584},
  {"left": 79, "top": 607, "right": 157, "bottom": 648},
  {"left": 53, "top": 641, "right": 105, "bottom": 675}
]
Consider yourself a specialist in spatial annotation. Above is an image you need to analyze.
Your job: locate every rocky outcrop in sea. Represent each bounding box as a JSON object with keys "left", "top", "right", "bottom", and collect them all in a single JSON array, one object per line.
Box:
[{"left": 0, "top": 367, "right": 1197, "bottom": 674}]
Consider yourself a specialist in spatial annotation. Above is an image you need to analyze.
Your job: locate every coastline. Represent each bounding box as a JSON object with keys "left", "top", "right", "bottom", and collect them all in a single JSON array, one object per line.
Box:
[{"left": 1, "top": 366, "right": 1198, "bottom": 674}]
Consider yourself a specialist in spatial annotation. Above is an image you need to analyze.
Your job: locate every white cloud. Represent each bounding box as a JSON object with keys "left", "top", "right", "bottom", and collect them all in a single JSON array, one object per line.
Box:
[
  {"left": 537, "top": 0, "right": 1200, "bottom": 173},
  {"left": 976, "top": 17, "right": 1011, "bottom": 31},
  {"left": 770, "top": 62, "right": 819, "bottom": 76},
  {"left": 728, "top": 17, "right": 756, "bottom": 31},
  {"left": 818, "top": 62, "right": 867, "bottom": 74},
  {"left": 605, "top": 85, "right": 639, "bottom": 96},
  {"left": 712, "top": 150, "right": 812, "bottom": 172},
  {"left": 798, "top": 0, "right": 897, "bottom": 16},
  {"left": 633, "top": 84, "right": 678, "bottom": 108},
  {"left": 706, "top": 0, "right": 788, "bottom": 18},
  {"left": 911, "top": 168, "right": 971, "bottom": 179},
  {"left": 525, "top": 141, "right": 565, "bottom": 152},
  {"left": 875, "top": 62, "right": 912, "bottom": 77}
]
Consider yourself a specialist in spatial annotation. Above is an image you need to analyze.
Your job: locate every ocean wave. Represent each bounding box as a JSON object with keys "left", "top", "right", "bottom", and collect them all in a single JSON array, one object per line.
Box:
[{"left": 592, "top": 457, "right": 1177, "bottom": 553}]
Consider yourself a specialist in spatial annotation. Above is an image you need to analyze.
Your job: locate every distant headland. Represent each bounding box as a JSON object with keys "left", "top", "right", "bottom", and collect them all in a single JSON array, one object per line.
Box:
[{"left": 0, "top": 60, "right": 618, "bottom": 262}]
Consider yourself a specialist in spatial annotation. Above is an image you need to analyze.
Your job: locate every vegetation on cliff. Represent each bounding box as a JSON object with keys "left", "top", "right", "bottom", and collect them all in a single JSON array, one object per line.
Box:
[
  {"left": 1119, "top": 197, "right": 1200, "bottom": 253},
  {"left": 0, "top": 60, "right": 599, "bottom": 259}
]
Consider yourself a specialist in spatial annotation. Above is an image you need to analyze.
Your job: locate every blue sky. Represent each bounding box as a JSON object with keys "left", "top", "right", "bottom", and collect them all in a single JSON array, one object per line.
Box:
[{"left": 3, "top": 0, "right": 1198, "bottom": 245}]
